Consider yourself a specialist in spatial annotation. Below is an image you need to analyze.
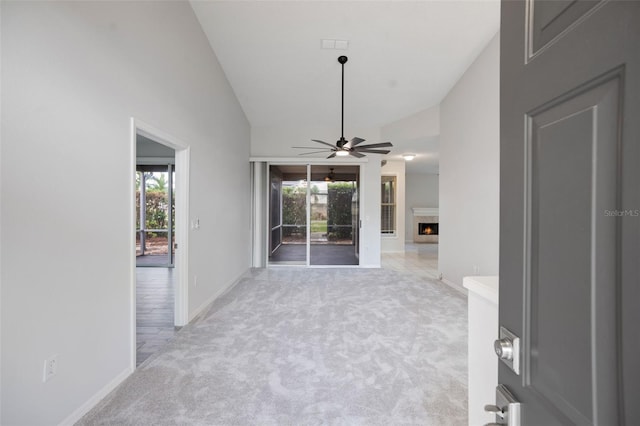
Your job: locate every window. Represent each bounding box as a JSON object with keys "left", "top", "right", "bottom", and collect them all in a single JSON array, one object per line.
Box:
[{"left": 381, "top": 175, "right": 396, "bottom": 235}]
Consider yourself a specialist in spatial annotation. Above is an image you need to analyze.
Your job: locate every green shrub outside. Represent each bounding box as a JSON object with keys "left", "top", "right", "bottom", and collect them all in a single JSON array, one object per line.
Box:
[{"left": 327, "top": 182, "right": 354, "bottom": 240}]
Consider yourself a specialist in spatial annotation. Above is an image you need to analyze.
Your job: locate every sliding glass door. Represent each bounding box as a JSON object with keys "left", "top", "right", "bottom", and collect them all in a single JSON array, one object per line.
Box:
[
  {"left": 309, "top": 165, "right": 359, "bottom": 265},
  {"left": 268, "top": 165, "right": 307, "bottom": 265},
  {"left": 268, "top": 164, "right": 359, "bottom": 266}
]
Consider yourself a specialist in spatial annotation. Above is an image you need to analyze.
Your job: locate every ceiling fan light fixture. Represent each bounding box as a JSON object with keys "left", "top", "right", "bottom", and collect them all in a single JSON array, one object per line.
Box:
[
  {"left": 324, "top": 167, "right": 335, "bottom": 181},
  {"left": 336, "top": 150, "right": 350, "bottom": 157},
  {"left": 403, "top": 154, "right": 416, "bottom": 161}
]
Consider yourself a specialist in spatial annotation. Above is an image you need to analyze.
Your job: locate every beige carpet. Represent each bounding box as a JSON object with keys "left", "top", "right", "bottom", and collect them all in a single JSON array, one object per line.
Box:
[{"left": 78, "top": 267, "right": 467, "bottom": 425}]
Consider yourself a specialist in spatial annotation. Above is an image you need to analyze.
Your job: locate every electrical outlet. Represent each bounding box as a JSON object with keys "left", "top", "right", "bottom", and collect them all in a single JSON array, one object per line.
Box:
[
  {"left": 473, "top": 265, "right": 480, "bottom": 274},
  {"left": 194, "top": 275, "right": 198, "bottom": 287},
  {"left": 43, "top": 355, "right": 58, "bottom": 383}
]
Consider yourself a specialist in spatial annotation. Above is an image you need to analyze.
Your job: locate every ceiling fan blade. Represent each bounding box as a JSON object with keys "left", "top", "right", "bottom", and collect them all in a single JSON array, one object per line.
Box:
[
  {"left": 356, "top": 142, "right": 393, "bottom": 149},
  {"left": 350, "top": 137, "right": 366, "bottom": 147},
  {"left": 312, "top": 139, "right": 337, "bottom": 149},
  {"left": 293, "top": 146, "right": 332, "bottom": 150},
  {"left": 349, "top": 151, "right": 366, "bottom": 158},
  {"left": 298, "top": 150, "right": 334, "bottom": 156},
  {"left": 354, "top": 149, "right": 391, "bottom": 154},
  {"left": 327, "top": 152, "right": 337, "bottom": 159}
]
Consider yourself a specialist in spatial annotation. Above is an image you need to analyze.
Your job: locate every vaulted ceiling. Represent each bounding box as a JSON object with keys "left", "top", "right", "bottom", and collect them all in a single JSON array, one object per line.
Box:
[{"left": 191, "top": 1, "right": 500, "bottom": 172}]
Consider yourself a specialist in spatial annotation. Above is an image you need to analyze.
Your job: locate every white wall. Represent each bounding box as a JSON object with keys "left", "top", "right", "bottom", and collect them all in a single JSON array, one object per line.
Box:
[
  {"left": 359, "top": 159, "right": 382, "bottom": 267},
  {"left": 1, "top": 2, "right": 250, "bottom": 424},
  {"left": 439, "top": 32, "right": 500, "bottom": 286},
  {"left": 380, "top": 160, "right": 406, "bottom": 252},
  {"left": 405, "top": 173, "right": 439, "bottom": 242},
  {"left": 380, "top": 106, "right": 440, "bottom": 143}
]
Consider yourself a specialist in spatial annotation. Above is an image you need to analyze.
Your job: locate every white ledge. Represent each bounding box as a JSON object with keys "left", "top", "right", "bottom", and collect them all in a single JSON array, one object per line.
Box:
[
  {"left": 412, "top": 207, "right": 439, "bottom": 217},
  {"left": 463, "top": 276, "right": 499, "bottom": 305}
]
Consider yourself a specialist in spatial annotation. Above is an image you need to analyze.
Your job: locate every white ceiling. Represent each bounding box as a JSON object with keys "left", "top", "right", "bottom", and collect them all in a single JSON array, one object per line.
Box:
[{"left": 191, "top": 0, "right": 500, "bottom": 173}]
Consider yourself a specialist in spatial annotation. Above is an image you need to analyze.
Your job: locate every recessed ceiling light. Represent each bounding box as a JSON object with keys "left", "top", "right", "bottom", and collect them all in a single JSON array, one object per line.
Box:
[{"left": 403, "top": 154, "right": 416, "bottom": 161}]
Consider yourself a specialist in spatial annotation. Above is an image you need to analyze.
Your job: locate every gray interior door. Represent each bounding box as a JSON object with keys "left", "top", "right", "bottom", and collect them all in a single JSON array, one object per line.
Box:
[{"left": 499, "top": 1, "right": 639, "bottom": 425}]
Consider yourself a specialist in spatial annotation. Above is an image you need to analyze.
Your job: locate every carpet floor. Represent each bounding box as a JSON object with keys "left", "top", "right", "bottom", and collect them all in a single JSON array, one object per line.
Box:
[{"left": 78, "top": 267, "right": 467, "bottom": 425}]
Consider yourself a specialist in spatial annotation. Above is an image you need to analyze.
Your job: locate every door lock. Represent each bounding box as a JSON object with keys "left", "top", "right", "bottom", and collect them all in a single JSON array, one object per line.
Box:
[
  {"left": 494, "top": 327, "right": 520, "bottom": 375},
  {"left": 494, "top": 338, "right": 514, "bottom": 360}
]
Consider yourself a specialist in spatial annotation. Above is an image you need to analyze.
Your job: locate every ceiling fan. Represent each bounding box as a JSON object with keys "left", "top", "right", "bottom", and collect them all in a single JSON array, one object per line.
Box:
[
  {"left": 324, "top": 167, "right": 335, "bottom": 182},
  {"left": 293, "top": 56, "right": 393, "bottom": 159}
]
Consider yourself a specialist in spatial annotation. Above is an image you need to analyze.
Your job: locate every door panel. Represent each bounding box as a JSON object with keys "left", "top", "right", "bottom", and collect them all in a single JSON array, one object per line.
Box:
[
  {"left": 528, "top": 0, "right": 604, "bottom": 59},
  {"left": 525, "top": 74, "right": 620, "bottom": 424},
  {"left": 500, "top": 1, "right": 639, "bottom": 425}
]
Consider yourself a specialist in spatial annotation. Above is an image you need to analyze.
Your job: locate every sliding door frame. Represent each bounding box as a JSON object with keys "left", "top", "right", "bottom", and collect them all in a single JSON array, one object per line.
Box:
[{"left": 263, "top": 160, "right": 364, "bottom": 267}]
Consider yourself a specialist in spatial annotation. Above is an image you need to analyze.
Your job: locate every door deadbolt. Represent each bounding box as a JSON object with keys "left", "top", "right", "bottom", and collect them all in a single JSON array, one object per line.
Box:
[
  {"left": 494, "top": 338, "right": 513, "bottom": 360},
  {"left": 494, "top": 327, "right": 520, "bottom": 375}
]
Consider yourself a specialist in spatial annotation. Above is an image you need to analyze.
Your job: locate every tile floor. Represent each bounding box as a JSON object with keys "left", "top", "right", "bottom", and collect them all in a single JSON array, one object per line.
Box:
[{"left": 381, "top": 242, "right": 439, "bottom": 279}]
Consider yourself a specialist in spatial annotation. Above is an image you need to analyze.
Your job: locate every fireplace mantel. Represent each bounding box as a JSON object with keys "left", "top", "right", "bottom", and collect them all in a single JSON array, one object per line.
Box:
[{"left": 412, "top": 207, "right": 439, "bottom": 217}]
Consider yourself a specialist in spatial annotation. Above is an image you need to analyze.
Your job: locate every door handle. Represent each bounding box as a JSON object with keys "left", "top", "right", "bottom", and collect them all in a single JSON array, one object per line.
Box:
[{"left": 484, "top": 384, "right": 521, "bottom": 426}]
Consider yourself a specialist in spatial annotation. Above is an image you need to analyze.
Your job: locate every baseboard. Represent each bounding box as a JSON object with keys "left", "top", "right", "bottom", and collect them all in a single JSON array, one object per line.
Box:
[
  {"left": 441, "top": 277, "right": 468, "bottom": 296},
  {"left": 58, "top": 366, "right": 133, "bottom": 426},
  {"left": 189, "top": 268, "right": 249, "bottom": 323}
]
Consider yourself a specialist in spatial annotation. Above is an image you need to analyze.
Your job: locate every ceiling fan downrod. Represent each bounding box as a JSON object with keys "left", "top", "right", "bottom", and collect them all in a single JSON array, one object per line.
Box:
[{"left": 338, "top": 55, "right": 348, "bottom": 148}]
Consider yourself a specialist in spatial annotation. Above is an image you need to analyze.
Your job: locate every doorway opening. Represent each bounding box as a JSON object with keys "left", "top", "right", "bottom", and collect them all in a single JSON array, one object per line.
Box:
[
  {"left": 268, "top": 164, "right": 359, "bottom": 266},
  {"left": 131, "top": 119, "right": 190, "bottom": 369},
  {"left": 135, "top": 135, "right": 176, "bottom": 366}
]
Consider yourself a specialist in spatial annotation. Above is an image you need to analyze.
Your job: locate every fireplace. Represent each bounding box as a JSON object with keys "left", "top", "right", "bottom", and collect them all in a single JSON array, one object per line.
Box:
[
  {"left": 412, "top": 208, "right": 438, "bottom": 243},
  {"left": 418, "top": 223, "right": 439, "bottom": 236}
]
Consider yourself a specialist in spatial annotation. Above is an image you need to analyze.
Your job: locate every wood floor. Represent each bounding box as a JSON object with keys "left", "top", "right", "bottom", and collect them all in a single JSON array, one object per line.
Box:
[{"left": 136, "top": 267, "right": 178, "bottom": 366}]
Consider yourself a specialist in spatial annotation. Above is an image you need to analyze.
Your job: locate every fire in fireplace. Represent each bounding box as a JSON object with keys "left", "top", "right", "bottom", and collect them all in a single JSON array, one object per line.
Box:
[{"left": 419, "top": 223, "right": 438, "bottom": 235}]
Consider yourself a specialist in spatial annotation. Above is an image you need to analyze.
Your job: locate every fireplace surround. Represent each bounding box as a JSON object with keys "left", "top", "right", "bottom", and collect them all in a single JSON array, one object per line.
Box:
[{"left": 412, "top": 208, "right": 438, "bottom": 243}]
